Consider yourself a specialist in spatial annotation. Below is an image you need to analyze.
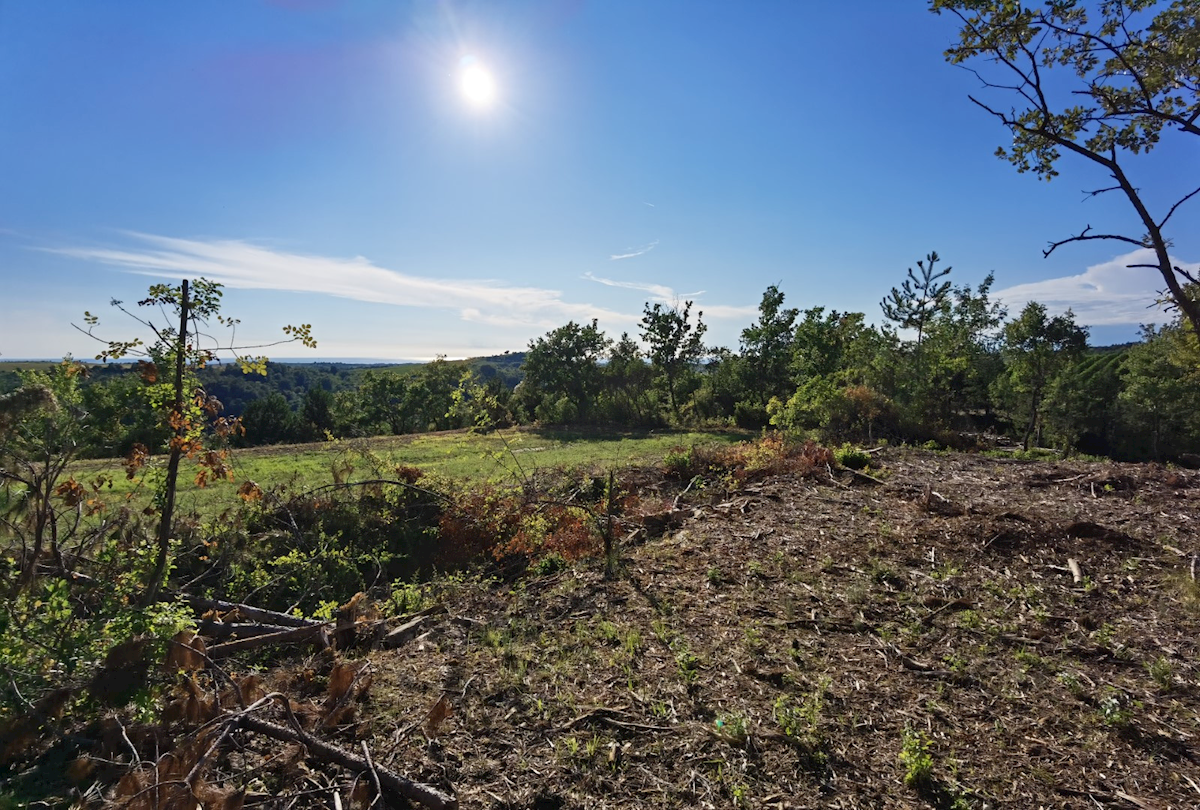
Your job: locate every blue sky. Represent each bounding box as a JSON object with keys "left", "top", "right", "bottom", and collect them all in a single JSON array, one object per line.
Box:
[{"left": 2, "top": 1, "right": 1196, "bottom": 361}]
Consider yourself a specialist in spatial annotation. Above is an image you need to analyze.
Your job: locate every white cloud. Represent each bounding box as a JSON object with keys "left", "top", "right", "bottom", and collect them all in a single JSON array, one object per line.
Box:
[
  {"left": 993, "top": 248, "right": 1196, "bottom": 326},
  {"left": 43, "top": 232, "right": 635, "bottom": 330},
  {"left": 582, "top": 271, "right": 756, "bottom": 319},
  {"left": 609, "top": 240, "right": 658, "bottom": 260},
  {"left": 583, "top": 271, "right": 676, "bottom": 302}
]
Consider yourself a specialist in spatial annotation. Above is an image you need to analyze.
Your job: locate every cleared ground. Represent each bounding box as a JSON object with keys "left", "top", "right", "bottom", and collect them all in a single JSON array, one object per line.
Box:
[
  {"left": 7, "top": 447, "right": 1200, "bottom": 808},
  {"left": 348, "top": 449, "right": 1200, "bottom": 808}
]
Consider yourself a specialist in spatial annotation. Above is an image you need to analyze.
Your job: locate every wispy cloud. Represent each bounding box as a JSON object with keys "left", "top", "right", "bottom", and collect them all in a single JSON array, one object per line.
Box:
[
  {"left": 609, "top": 240, "right": 659, "bottom": 261},
  {"left": 994, "top": 248, "right": 1196, "bottom": 326},
  {"left": 643, "top": 202, "right": 655, "bottom": 208},
  {"left": 582, "top": 271, "right": 756, "bottom": 320},
  {"left": 43, "top": 232, "right": 636, "bottom": 330},
  {"left": 583, "top": 272, "right": 677, "bottom": 302}
]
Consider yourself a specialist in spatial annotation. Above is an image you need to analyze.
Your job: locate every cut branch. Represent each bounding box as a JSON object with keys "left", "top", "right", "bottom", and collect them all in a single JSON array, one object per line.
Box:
[
  {"left": 187, "top": 596, "right": 325, "bottom": 628},
  {"left": 206, "top": 624, "right": 330, "bottom": 660},
  {"left": 238, "top": 714, "right": 457, "bottom": 810}
]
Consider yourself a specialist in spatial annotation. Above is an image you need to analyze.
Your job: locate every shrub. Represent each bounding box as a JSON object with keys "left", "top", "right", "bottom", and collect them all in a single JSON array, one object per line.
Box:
[
  {"left": 899, "top": 727, "right": 934, "bottom": 787},
  {"left": 835, "top": 445, "right": 872, "bottom": 470}
]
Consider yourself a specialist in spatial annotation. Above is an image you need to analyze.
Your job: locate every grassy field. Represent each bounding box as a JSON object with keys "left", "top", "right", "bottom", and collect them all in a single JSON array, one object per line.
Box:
[{"left": 69, "top": 426, "right": 749, "bottom": 517}]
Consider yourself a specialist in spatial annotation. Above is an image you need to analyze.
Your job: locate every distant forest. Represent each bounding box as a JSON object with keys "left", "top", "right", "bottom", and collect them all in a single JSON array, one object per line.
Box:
[{"left": 4, "top": 262, "right": 1197, "bottom": 464}]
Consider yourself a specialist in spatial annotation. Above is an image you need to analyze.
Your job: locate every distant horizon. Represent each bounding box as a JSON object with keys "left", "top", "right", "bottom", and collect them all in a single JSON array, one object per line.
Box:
[{"left": 1, "top": 335, "right": 1144, "bottom": 370}]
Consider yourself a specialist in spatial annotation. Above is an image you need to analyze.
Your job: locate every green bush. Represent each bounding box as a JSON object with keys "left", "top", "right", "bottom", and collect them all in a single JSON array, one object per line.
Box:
[{"left": 835, "top": 445, "right": 872, "bottom": 470}]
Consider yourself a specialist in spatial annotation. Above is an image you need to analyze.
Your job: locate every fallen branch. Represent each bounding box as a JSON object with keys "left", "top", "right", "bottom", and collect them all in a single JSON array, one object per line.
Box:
[
  {"left": 1067, "top": 558, "right": 1084, "bottom": 586},
  {"left": 921, "top": 598, "right": 973, "bottom": 626},
  {"left": 846, "top": 467, "right": 885, "bottom": 486},
  {"left": 382, "top": 613, "right": 437, "bottom": 650},
  {"left": 239, "top": 714, "right": 457, "bottom": 810},
  {"left": 197, "top": 620, "right": 297, "bottom": 642},
  {"left": 207, "top": 624, "right": 330, "bottom": 660},
  {"left": 188, "top": 596, "right": 323, "bottom": 629}
]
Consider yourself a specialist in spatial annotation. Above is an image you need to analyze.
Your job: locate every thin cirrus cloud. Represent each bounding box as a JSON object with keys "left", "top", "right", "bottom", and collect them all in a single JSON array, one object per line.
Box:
[
  {"left": 582, "top": 271, "right": 757, "bottom": 320},
  {"left": 993, "top": 248, "right": 1196, "bottom": 326},
  {"left": 43, "top": 232, "right": 635, "bottom": 330},
  {"left": 609, "top": 240, "right": 659, "bottom": 261}
]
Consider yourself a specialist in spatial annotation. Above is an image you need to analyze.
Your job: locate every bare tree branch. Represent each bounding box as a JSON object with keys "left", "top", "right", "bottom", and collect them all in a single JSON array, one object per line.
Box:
[
  {"left": 1158, "top": 185, "right": 1200, "bottom": 230},
  {"left": 1043, "top": 225, "right": 1145, "bottom": 258}
]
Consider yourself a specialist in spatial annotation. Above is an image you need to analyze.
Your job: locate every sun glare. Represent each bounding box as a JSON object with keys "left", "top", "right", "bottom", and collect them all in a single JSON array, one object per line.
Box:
[{"left": 460, "top": 63, "right": 496, "bottom": 107}]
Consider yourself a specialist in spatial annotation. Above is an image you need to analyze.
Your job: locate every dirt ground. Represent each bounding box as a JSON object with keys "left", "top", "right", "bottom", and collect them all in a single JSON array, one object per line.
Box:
[
  {"left": 354, "top": 449, "right": 1200, "bottom": 809},
  {"left": 15, "top": 448, "right": 1200, "bottom": 809}
]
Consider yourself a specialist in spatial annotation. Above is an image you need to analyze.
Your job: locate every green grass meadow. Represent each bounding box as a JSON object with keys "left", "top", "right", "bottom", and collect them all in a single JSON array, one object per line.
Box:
[{"left": 68, "top": 426, "right": 748, "bottom": 517}]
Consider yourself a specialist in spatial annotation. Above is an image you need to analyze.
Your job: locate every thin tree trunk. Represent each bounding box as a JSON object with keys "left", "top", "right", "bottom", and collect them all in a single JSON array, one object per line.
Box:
[{"left": 143, "top": 279, "right": 189, "bottom": 605}]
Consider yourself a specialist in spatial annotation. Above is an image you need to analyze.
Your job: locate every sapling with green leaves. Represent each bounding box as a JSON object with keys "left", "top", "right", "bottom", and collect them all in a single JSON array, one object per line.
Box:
[{"left": 77, "top": 278, "right": 315, "bottom": 602}]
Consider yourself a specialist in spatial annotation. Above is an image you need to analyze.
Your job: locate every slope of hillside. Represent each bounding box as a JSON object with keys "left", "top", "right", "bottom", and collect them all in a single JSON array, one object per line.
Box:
[
  {"left": 355, "top": 450, "right": 1200, "bottom": 808},
  {"left": 6, "top": 450, "right": 1200, "bottom": 809}
]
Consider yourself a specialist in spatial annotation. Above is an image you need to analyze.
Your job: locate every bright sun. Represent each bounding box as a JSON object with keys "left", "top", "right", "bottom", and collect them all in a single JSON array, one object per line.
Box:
[{"left": 460, "top": 63, "right": 496, "bottom": 107}]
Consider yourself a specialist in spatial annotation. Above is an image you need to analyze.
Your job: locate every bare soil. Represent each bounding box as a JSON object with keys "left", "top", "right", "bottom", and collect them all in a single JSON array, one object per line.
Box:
[{"left": 361, "top": 449, "right": 1200, "bottom": 809}]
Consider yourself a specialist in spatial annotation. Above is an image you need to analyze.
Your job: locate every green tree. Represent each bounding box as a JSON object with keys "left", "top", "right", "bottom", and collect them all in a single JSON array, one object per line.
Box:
[
  {"left": 993, "top": 302, "right": 1089, "bottom": 450},
  {"left": 77, "top": 371, "right": 168, "bottom": 458},
  {"left": 79, "top": 278, "right": 315, "bottom": 602},
  {"left": 1044, "top": 351, "right": 1124, "bottom": 456},
  {"left": 1117, "top": 325, "right": 1200, "bottom": 459},
  {"left": 880, "top": 251, "right": 953, "bottom": 348},
  {"left": 301, "top": 385, "right": 336, "bottom": 439},
  {"left": 0, "top": 362, "right": 85, "bottom": 590},
  {"left": 932, "top": 0, "right": 1200, "bottom": 335},
  {"left": 406, "top": 357, "right": 469, "bottom": 432},
  {"left": 640, "top": 302, "right": 708, "bottom": 419},
  {"left": 356, "top": 370, "right": 413, "bottom": 435},
  {"left": 739, "top": 285, "right": 799, "bottom": 407},
  {"left": 240, "top": 393, "right": 302, "bottom": 446},
  {"left": 599, "top": 332, "right": 656, "bottom": 425},
  {"left": 520, "top": 320, "right": 611, "bottom": 423},
  {"left": 772, "top": 308, "right": 896, "bottom": 440},
  {"left": 791, "top": 308, "right": 880, "bottom": 382},
  {"left": 912, "top": 273, "right": 1007, "bottom": 426}
]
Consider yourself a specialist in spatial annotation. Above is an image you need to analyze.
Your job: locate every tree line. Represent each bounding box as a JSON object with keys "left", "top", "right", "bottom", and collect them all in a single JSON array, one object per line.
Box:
[{"left": 10, "top": 259, "right": 1198, "bottom": 464}]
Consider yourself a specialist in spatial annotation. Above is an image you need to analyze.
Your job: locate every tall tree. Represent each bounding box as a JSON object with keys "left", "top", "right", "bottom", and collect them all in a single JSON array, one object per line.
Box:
[
  {"left": 600, "top": 332, "right": 656, "bottom": 425},
  {"left": 993, "top": 302, "right": 1089, "bottom": 450},
  {"left": 915, "top": 273, "right": 1007, "bottom": 425},
  {"left": 931, "top": 0, "right": 1200, "bottom": 335},
  {"left": 640, "top": 302, "right": 708, "bottom": 419},
  {"left": 521, "top": 320, "right": 611, "bottom": 422},
  {"left": 1118, "top": 324, "right": 1200, "bottom": 460},
  {"left": 740, "top": 285, "right": 799, "bottom": 406}
]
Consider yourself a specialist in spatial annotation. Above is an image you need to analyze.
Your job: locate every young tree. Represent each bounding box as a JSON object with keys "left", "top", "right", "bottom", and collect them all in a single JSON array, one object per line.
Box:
[
  {"left": 993, "top": 302, "right": 1089, "bottom": 450},
  {"left": 640, "top": 302, "right": 708, "bottom": 419},
  {"left": 79, "top": 278, "right": 315, "bottom": 602},
  {"left": 931, "top": 0, "right": 1200, "bottom": 335},
  {"left": 881, "top": 252, "right": 953, "bottom": 348},
  {"left": 0, "top": 363, "right": 84, "bottom": 591}
]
